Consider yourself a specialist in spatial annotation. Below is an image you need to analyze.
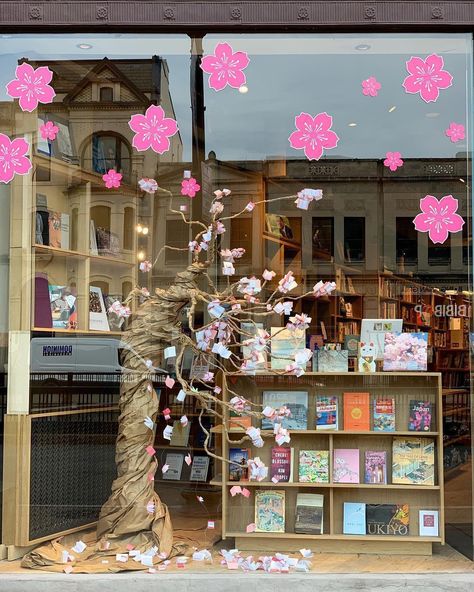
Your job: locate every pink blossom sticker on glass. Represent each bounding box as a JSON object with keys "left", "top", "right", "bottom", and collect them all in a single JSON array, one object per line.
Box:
[
  {"left": 128, "top": 105, "right": 178, "bottom": 154},
  {"left": 361, "top": 76, "right": 381, "bottom": 97},
  {"left": 6, "top": 63, "right": 56, "bottom": 112},
  {"left": 200, "top": 42, "right": 250, "bottom": 92},
  {"left": 384, "top": 151, "right": 403, "bottom": 172},
  {"left": 39, "top": 121, "right": 59, "bottom": 141},
  {"left": 181, "top": 177, "right": 201, "bottom": 198},
  {"left": 413, "top": 194, "right": 464, "bottom": 244},
  {"left": 0, "top": 134, "right": 32, "bottom": 183},
  {"left": 288, "top": 112, "right": 339, "bottom": 161},
  {"left": 102, "top": 169, "right": 122, "bottom": 189},
  {"left": 402, "top": 54, "right": 453, "bottom": 103},
  {"left": 445, "top": 122, "right": 465, "bottom": 143}
]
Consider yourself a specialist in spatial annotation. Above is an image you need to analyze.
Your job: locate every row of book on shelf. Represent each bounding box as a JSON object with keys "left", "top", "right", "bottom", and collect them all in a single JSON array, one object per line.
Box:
[
  {"left": 252, "top": 491, "right": 439, "bottom": 537},
  {"left": 231, "top": 391, "right": 433, "bottom": 432},
  {"left": 160, "top": 453, "right": 210, "bottom": 482},
  {"left": 230, "top": 437, "right": 435, "bottom": 485}
]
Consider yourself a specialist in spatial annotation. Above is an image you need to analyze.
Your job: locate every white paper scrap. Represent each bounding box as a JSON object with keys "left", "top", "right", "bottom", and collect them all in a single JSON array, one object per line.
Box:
[{"left": 71, "top": 541, "right": 86, "bottom": 553}]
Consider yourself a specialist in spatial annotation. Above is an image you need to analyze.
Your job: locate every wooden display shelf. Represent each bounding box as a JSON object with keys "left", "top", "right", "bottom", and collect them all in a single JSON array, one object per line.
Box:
[
  {"left": 32, "top": 327, "right": 123, "bottom": 336},
  {"left": 214, "top": 426, "right": 439, "bottom": 436},
  {"left": 215, "top": 480, "right": 440, "bottom": 490},
  {"left": 34, "top": 244, "right": 135, "bottom": 267},
  {"left": 226, "top": 532, "right": 442, "bottom": 542}
]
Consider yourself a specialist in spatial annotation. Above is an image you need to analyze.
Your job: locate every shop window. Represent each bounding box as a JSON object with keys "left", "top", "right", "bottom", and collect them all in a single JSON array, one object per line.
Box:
[
  {"left": 123, "top": 207, "right": 134, "bottom": 251},
  {"left": 428, "top": 236, "right": 451, "bottom": 266},
  {"left": 99, "top": 86, "right": 114, "bottom": 102},
  {"left": 396, "top": 217, "right": 418, "bottom": 265},
  {"left": 312, "top": 217, "right": 334, "bottom": 262},
  {"left": 344, "top": 217, "right": 365, "bottom": 263},
  {"left": 230, "top": 218, "right": 252, "bottom": 264},
  {"left": 82, "top": 133, "right": 131, "bottom": 182},
  {"left": 165, "top": 220, "right": 189, "bottom": 265},
  {"left": 463, "top": 219, "right": 471, "bottom": 265}
]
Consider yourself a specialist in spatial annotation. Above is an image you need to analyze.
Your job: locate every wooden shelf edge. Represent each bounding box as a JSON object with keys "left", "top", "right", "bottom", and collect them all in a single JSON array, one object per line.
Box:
[
  {"left": 219, "top": 481, "right": 440, "bottom": 490},
  {"left": 32, "top": 327, "right": 124, "bottom": 336},
  {"left": 227, "top": 532, "right": 442, "bottom": 542}
]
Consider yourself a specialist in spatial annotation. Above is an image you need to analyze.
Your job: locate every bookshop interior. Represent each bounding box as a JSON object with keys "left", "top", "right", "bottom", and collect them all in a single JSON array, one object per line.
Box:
[{"left": 0, "top": 31, "right": 472, "bottom": 571}]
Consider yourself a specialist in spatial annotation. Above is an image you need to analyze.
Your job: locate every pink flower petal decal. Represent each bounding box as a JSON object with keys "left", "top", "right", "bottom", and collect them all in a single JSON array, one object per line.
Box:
[
  {"left": 403, "top": 54, "right": 453, "bottom": 103},
  {"left": 384, "top": 151, "right": 404, "bottom": 172},
  {"left": 102, "top": 169, "right": 122, "bottom": 189},
  {"left": 128, "top": 105, "right": 178, "bottom": 154},
  {"left": 181, "top": 177, "right": 201, "bottom": 198},
  {"left": 362, "top": 76, "right": 381, "bottom": 97},
  {"left": 39, "top": 121, "right": 59, "bottom": 141},
  {"left": 288, "top": 112, "right": 339, "bottom": 161},
  {"left": 445, "top": 122, "right": 465, "bottom": 143},
  {"left": 200, "top": 42, "right": 250, "bottom": 92},
  {"left": 6, "top": 63, "right": 56, "bottom": 113},
  {"left": 0, "top": 134, "right": 32, "bottom": 184},
  {"left": 413, "top": 194, "right": 464, "bottom": 244}
]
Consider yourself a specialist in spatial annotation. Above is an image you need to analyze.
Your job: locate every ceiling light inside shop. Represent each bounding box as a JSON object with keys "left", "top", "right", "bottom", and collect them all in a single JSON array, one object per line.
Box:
[
  {"left": 425, "top": 112, "right": 440, "bottom": 118},
  {"left": 459, "top": 178, "right": 466, "bottom": 183},
  {"left": 142, "top": 227, "right": 149, "bottom": 235},
  {"left": 355, "top": 44, "right": 371, "bottom": 51},
  {"left": 239, "top": 85, "right": 248, "bottom": 94},
  {"left": 388, "top": 106, "right": 397, "bottom": 113},
  {"left": 348, "top": 122, "right": 357, "bottom": 127},
  {"left": 137, "top": 251, "right": 145, "bottom": 261},
  {"left": 77, "top": 43, "right": 93, "bottom": 50},
  {"left": 136, "top": 224, "right": 143, "bottom": 233}
]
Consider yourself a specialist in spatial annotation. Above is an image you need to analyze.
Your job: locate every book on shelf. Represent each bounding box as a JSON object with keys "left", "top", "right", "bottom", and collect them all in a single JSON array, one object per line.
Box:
[
  {"left": 317, "top": 350, "right": 348, "bottom": 372},
  {"left": 360, "top": 319, "right": 403, "bottom": 360},
  {"left": 343, "top": 392, "right": 370, "bottom": 431},
  {"left": 255, "top": 490, "right": 285, "bottom": 533},
  {"left": 169, "top": 420, "right": 191, "bottom": 447},
  {"left": 228, "top": 412, "right": 252, "bottom": 431},
  {"left": 343, "top": 502, "right": 366, "bottom": 535},
  {"left": 366, "top": 504, "right": 409, "bottom": 536},
  {"left": 241, "top": 322, "right": 267, "bottom": 369},
  {"left": 381, "top": 301, "right": 397, "bottom": 319},
  {"left": 162, "top": 453, "right": 184, "bottom": 481},
  {"left": 364, "top": 450, "right": 387, "bottom": 484},
  {"left": 383, "top": 332, "right": 428, "bottom": 372},
  {"left": 89, "top": 286, "right": 110, "bottom": 331},
  {"left": 419, "top": 510, "right": 439, "bottom": 537},
  {"left": 270, "top": 327, "right": 305, "bottom": 370},
  {"left": 48, "top": 211, "right": 70, "bottom": 250},
  {"left": 408, "top": 400, "right": 432, "bottom": 432},
  {"left": 298, "top": 450, "right": 329, "bottom": 483},
  {"left": 271, "top": 446, "right": 293, "bottom": 483},
  {"left": 316, "top": 396, "right": 338, "bottom": 430},
  {"left": 333, "top": 448, "right": 360, "bottom": 483},
  {"left": 344, "top": 334, "right": 360, "bottom": 358},
  {"left": 373, "top": 398, "right": 395, "bottom": 432},
  {"left": 392, "top": 437, "right": 435, "bottom": 485},
  {"left": 337, "top": 322, "right": 360, "bottom": 343},
  {"left": 48, "top": 284, "right": 77, "bottom": 330},
  {"left": 261, "top": 391, "right": 308, "bottom": 430},
  {"left": 294, "top": 493, "right": 324, "bottom": 535},
  {"left": 229, "top": 448, "right": 249, "bottom": 481},
  {"left": 189, "top": 456, "right": 210, "bottom": 482}
]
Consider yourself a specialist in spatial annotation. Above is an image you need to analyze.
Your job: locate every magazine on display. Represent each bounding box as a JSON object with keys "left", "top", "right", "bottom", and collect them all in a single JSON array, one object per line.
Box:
[
  {"left": 255, "top": 490, "right": 286, "bottom": 533},
  {"left": 262, "top": 391, "right": 308, "bottom": 430},
  {"left": 360, "top": 319, "right": 403, "bottom": 360}
]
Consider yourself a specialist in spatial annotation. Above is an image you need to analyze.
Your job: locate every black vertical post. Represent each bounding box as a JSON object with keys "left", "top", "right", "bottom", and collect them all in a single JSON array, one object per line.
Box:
[{"left": 189, "top": 36, "right": 206, "bottom": 220}]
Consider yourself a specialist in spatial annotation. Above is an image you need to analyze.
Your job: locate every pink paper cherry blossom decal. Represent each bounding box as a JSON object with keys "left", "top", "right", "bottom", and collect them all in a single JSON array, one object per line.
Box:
[
  {"left": 0, "top": 134, "right": 32, "bottom": 184},
  {"left": 181, "top": 177, "right": 201, "bottom": 198},
  {"left": 362, "top": 76, "right": 381, "bottom": 97},
  {"left": 413, "top": 194, "right": 464, "bottom": 244},
  {"left": 200, "top": 43, "right": 250, "bottom": 92},
  {"left": 288, "top": 112, "right": 339, "bottom": 161},
  {"left": 445, "top": 122, "right": 465, "bottom": 143},
  {"left": 403, "top": 54, "right": 453, "bottom": 103},
  {"left": 102, "top": 169, "right": 122, "bottom": 189},
  {"left": 6, "top": 62, "right": 56, "bottom": 113},
  {"left": 39, "top": 121, "right": 59, "bottom": 141},
  {"left": 128, "top": 105, "right": 178, "bottom": 154},
  {"left": 384, "top": 151, "right": 404, "bottom": 172}
]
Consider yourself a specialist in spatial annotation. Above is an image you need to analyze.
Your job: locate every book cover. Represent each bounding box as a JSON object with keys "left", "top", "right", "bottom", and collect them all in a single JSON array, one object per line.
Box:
[
  {"left": 229, "top": 448, "right": 249, "bottom": 481},
  {"left": 343, "top": 392, "right": 370, "bottom": 431},
  {"left": 408, "top": 400, "right": 432, "bottom": 431},
  {"left": 48, "top": 211, "right": 62, "bottom": 248},
  {"left": 89, "top": 286, "right": 110, "bottom": 331},
  {"left": 169, "top": 420, "right": 191, "bottom": 447},
  {"left": 366, "top": 504, "right": 409, "bottom": 536},
  {"left": 317, "top": 350, "right": 348, "bottom": 372},
  {"left": 49, "top": 285, "right": 77, "bottom": 330},
  {"left": 298, "top": 450, "right": 329, "bottom": 483},
  {"left": 364, "top": 450, "right": 387, "bottom": 484},
  {"left": 383, "top": 332, "right": 428, "bottom": 371},
  {"left": 270, "top": 327, "right": 305, "bottom": 370},
  {"left": 162, "top": 453, "right": 184, "bottom": 481},
  {"left": 392, "top": 437, "right": 435, "bottom": 485},
  {"left": 294, "top": 493, "right": 324, "bottom": 535},
  {"left": 228, "top": 413, "right": 252, "bottom": 431},
  {"left": 271, "top": 446, "right": 293, "bottom": 483},
  {"left": 343, "top": 502, "right": 366, "bottom": 535},
  {"left": 261, "top": 391, "right": 308, "bottom": 430},
  {"left": 360, "top": 319, "right": 403, "bottom": 360},
  {"left": 419, "top": 510, "right": 439, "bottom": 537},
  {"left": 255, "top": 490, "right": 285, "bottom": 533},
  {"left": 316, "top": 396, "right": 338, "bottom": 430},
  {"left": 61, "top": 213, "right": 70, "bottom": 250},
  {"left": 333, "top": 448, "right": 360, "bottom": 483},
  {"left": 344, "top": 334, "right": 360, "bottom": 358},
  {"left": 189, "top": 456, "right": 210, "bottom": 482},
  {"left": 373, "top": 398, "right": 396, "bottom": 432}
]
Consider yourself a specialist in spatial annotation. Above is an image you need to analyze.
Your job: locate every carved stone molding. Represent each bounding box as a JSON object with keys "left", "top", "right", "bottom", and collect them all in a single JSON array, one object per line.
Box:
[
  {"left": 431, "top": 6, "right": 444, "bottom": 20},
  {"left": 297, "top": 7, "right": 309, "bottom": 20},
  {"left": 364, "top": 5, "right": 376, "bottom": 20},
  {"left": 230, "top": 7, "right": 242, "bottom": 20},
  {"left": 28, "top": 5, "right": 43, "bottom": 20},
  {"left": 96, "top": 5, "right": 108, "bottom": 20}
]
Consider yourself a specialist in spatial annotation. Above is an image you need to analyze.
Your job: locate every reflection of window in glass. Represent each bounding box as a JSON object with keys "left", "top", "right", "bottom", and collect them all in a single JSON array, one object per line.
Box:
[
  {"left": 230, "top": 218, "right": 252, "bottom": 264},
  {"left": 463, "top": 218, "right": 471, "bottom": 265},
  {"left": 344, "top": 217, "right": 365, "bottom": 262},
  {"left": 396, "top": 217, "right": 418, "bottom": 265},
  {"left": 123, "top": 207, "right": 134, "bottom": 251},
  {"left": 82, "top": 133, "right": 131, "bottom": 182},
  {"left": 165, "top": 220, "right": 189, "bottom": 265},
  {"left": 428, "top": 236, "right": 451, "bottom": 266},
  {"left": 312, "top": 217, "right": 333, "bottom": 262},
  {"left": 100, "top": 86, "right": 114, "bottom": 102}
]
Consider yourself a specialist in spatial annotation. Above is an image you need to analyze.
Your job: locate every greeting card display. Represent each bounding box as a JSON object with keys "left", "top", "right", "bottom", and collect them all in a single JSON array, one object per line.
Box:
[
  {"left": 262, "top": 391, "right": 308, "bottom": 430},
  {"left": 383, "top": 332, "right": 428, "bottom": 371},
  {"left": 360, "top": 319, "right": 403, "bottom": 360},
  {"left": 255, "top": 490, "right": 285, "bottom": 533}
]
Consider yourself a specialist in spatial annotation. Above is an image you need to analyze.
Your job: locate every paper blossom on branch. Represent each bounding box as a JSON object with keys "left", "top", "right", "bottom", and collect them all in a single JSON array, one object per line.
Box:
[
  {"left": 128, "top": 104, "right": 178, "bottom": 154},
  {"left": 413, "top": 194, "right": 464, "bottom": 244},
  {"left": 138, "top": 178, "right": 158, "bottom": 194},
  {"left": 262, "top": 269, "right": 276, "bottom": 281},
  {"left": 181, "top": 177, "right": 201, "bottom": 198},
  {"left": 108, "top": 300, "right": 131, "bottom": 318},
  {"left": 245, "top": 202, "right": 255, "bottom": 212},
  {"left": 39, "top": 121, "right": 59, "bottom": 141},
  {"left": 215, "top": 221, "right": 226, "bottom": 234},
  {"left": 139, "top": 260, "right": 152, "bottom": 272},
  {"left": 384, "top": 151, "right": 404, "bottom": 172},
  {"left": 295, "top": 188, "right": 323, "bottom": 210},
  {"left": 403, "top": 54, "right": 453, "bottom": 103},
  {"left": 210, "top": 201, "right": 224, "bottom": 215},
  {"left": 0, "top": 134, "right": 32, "bottom": 184},
  {"left": 362, "top": 76, "right": 381, "bottom": 97},
  {"left": 102, "top": 169, "right": 122, "bottom": 189},
  {"left": 237, "top": 276, "right": 262, "bottom": 296},
  {"left": 246, "top": 426, "right": 264, "bottom": 448},
  {"left": 313, "top": 280, "right": 337, "bottom": 297},
  {"left": 273, "top": 301, "right": 293, "bottom": 315},
  {"left": 278, "top": 271, "right": 298, "bottom": 293},
  {"left": 214, "top": 188, "right": 231, "bottom": 199},
  {"left": 287, "top": 313, "right": 312, "bottom": 331},
  {"left": 445, "top": 122, "right": 465, "bottom": 143},
  {"left": 6, "top": 63, "right": 56, "bottom": 112},
  {"left": 208, "top": 300, "right": 226, "bottom": 318},
  {"left": 289, "top": 111, "right": 339, "bottom": 161},
  {"left": 200, "top": 43, "right": 250, "bottom": 92},
  {"left": 248, "top": 457, "right": 268, "bottom": 481},
  {"left": 230, "top": 396, "right": 247, "bottom": 412},
  {"left": 222, "top": 261, "right": 235, "bottom": 276}
]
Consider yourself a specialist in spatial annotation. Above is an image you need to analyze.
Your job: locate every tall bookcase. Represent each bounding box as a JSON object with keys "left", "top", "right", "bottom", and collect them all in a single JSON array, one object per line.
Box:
[{"left": 213, "top": 372, "right": 444, "bottom": 556}]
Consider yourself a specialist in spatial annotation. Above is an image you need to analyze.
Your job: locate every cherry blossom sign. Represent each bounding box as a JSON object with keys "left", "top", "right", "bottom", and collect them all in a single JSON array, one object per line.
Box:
[
  {"left": 200, "top": 43, "right": 250, "bottom": 91},
  {"left": 39, "top": 121, "right": 59, "bottom": 141},
  {"left": 402, "top": 54, "right": 453, "bottom": 103},
  {"left": 384, "top": 151, "right": 403, "bottom": 172},
  {"left": 445, "top": 122, "right": 465, "bottom": 143},
  {"left": 181, "top": 177, "right": 201, "bottom": 198},
  {"left": 128, "top": 105, "right": 178, "bottom": 154},
  {"left": 6, "top": 63, "right": 56, "bottom": 112},
  {"left": 0, "top": 134, "right": 32, "bottom": 183},
  {"left": 288, "top": 112, "right": 339, "bottom": 161},
  {"left": 361, "top": 76, "right": 381, "bottom": 97},
  {"left": 102, "top": 169, "right": 122, "bottom": 189},
  {"left": 413, "top": 194, "right": 464, "bottom": 244}
]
